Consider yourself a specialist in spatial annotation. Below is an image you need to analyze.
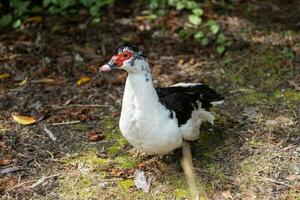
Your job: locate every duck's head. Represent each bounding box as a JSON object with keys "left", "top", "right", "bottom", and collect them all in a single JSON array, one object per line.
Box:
[{"left": 99, "top": 42, "right": 149, "bottom": 73}]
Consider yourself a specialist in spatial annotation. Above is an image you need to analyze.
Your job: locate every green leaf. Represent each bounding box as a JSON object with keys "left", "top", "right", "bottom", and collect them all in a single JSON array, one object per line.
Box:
[
  {"left": 13, "top": 19, "right": 21, "bottom": 28},
  {"left": 188, "top": 14, "right": 201, "bottom": 26},
  {"left": 10, "top": 0, "right": 30, "bottom": 17},
  {"left": 43, "top": 0, "right": 53, "bottom": 7},
  {"left": 217, "top": 45, "right": 225, "bottom": 54},
  {"left": 201, "top": 37, "right": 209, "bottom": 46},
  {"left": 217, "top": 33, "right": 226, "bottom": 44},
  {"left": 210, "top": 24, "right": 220, "bottom": 34},
  {"left": 48, "top": 6, "right": 61, "bottom": 14},
  {"left": 192, "top": 8, "right": 203, "bottom": 16},
  {"left": 176, "top": 2, "right": 185, "bottom": 10},
  {"left": 89, "top": 5, "right": 100, "bottom": 17},
  {"left": 60, "top": 0, "right": 77, "bottom": 9},
  {"left": 168, "top": 0, "right": 177, "bottom": 7},
  {"left": 0, "top": 14, "right": 13, "bottom": 28},
  {"left": 91, "top": 17, "right": 101, "bottom": 24},
  {"left": 186, "top": 1, "right": 198, "bottom": 9},
  {"left": 178, "top": 28, "right": 190, "bottom": 39},
  {"left": 80, "top": 0, "right": 93, "bottom": 7},
  {"left": 194, "top": 31, "right": 204, "bottom": 41}
]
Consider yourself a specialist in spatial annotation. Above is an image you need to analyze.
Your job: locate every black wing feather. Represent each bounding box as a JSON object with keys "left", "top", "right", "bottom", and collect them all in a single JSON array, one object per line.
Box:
[{"left": 156, "top": 84, "right": 224, "bottom": 126}]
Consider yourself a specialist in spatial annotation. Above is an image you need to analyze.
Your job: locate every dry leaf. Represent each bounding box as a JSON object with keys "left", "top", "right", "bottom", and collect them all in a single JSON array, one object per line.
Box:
[
  {"left": 0, "top": 176, "right": 18, "bottom": 191},
  {"left": 76, "top": 76, "right": 91, "bottom": 86},
  {"left": 18, "top": 76, "right": 28, "bottom": 86},
  {"left": 0, "top": 157, "right": 12, "bottom": 166},
  {"left": 110, "top": 169, "right": 127, "bottom": 178},
  {"left": 23, "top": 16, "right": 43, "bottom": 24},
  {"left": 0, "top": 73, "right": 10, "bottom": 79},
  {"left": 86, "top": 131, "right": 105, "bottom": 142},
  {"left": 12, "top": 113, "right": 36, "bottom": 125},
  {"left": 33, "top": 78, "right": 56, "bottom": 83}
]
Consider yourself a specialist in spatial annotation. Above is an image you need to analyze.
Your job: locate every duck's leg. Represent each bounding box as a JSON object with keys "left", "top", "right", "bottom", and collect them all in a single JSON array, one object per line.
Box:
[{"left": 181, "top": 140, "right": 199, "bottom": 200}]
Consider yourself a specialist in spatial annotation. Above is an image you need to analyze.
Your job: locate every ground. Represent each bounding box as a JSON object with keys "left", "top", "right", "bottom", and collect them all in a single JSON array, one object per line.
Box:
[{"left": 0, "top": 0, "right": 300, "bottom": 199}]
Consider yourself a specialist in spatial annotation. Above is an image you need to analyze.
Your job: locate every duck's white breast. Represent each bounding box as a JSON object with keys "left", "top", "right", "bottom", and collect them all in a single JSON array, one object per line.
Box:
[{"left": 120, "top": 103, "right": 182, "bottom": 154}]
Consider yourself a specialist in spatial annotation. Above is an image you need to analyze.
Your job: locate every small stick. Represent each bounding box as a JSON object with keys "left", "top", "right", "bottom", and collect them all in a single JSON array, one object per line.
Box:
[
  {"left": 51, "top": 120, "right": 81, "bottom": 126},
  {"left": 181, "top": 140, "right": 199, "bottom": 200},
  {"left": 28, "top": 174, "right": 60, "bottom": 189},
  {"left": 264, "top": 177, "right": 293, "bottom": 188}
]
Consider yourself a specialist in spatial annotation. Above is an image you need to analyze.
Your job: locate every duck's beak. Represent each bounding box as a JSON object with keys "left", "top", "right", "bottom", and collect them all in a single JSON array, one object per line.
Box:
[{"left": 99, "top": 60, "right": 117, "bottom": 72}]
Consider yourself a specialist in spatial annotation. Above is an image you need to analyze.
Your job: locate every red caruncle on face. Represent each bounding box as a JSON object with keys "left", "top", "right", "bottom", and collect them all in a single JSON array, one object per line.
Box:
[{"left": 112, "top": 50, "right": 134, "bottom": 67}]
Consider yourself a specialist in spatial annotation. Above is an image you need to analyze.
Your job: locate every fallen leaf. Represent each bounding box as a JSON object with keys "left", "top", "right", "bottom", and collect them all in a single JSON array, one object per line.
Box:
[
  {"left": 18, "top": 76, "right": 28, "bottom": 86},
  {"left": 12, "top": 113, "right": 36, "bottom": 125},
  {"left": 134, "top": 170, "right": 150, "bottom": 193},
  {"left": 32, "top": 78, "right": 56, "bottom": 83},
  {"left": 76, "top": 76, "right": 91, "bottom": 86},
  {"left": 23, "top": 16, "right": 43, "bottom": 24},
  {"left": 86, "top": 131, "right": 105, "bottom": 142},
  {"left": 0, "top": 155, "right": 13, "bottom": 166},
  {"left": 89, "top": 65, "right": 98, "bottom": 73},
  {"left": 0, "top": 176, "right": 18, "bottom": 191},
  {"left": 0, "top": 73, "right": 10, "bottom": 79},
  {"left": 110, "top": 169, "right": 127, "bottom": 178}
]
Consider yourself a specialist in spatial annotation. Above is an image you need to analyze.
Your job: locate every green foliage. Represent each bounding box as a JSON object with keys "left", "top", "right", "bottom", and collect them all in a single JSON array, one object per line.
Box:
[
  {"left": 0, "top": 0, "right": 114, "bottom": 29},
  {"left": 281, "top": 47, "right": 295, "bottom": 60},
  {"left": 148, "top": 0, "right": 231, "bottom": 54},
  {"left": 1, "top": 0, "right": 231, "bottom": 53}
]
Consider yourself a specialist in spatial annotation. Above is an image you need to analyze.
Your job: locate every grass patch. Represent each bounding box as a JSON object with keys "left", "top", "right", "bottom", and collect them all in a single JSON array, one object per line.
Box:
[
  {"left": 115, "top": 155, "right": 138, "bottom": 169},
  {"left": 118, "top": 179, "right": 135, "bottom": 190},
  {"left": 63, "top": 147, "right": 110, "bottom": 169},
  {"left": 71, "top": 123, "right": 90, "bottom": 131},
  {"left": 236, "top": 91, "right": 269, "bottom": 105},
  {"left": 103, "top": 116, "right": 128, "bottom": 156}
]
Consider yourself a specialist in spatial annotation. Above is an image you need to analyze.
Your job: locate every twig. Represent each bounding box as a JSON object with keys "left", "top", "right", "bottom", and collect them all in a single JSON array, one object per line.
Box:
[
  {"left": 264, "top": 177, "right": 293, "bottom": 188},
  {"left": 51, "top": 120, "right": 81, "bottom": 126},
  {"left": 51, "top": 104, "right": 112, "bottom": 109},
  {"left": 1, "top": 166, "right": 25, "bottom": 174},
  {"left": 7, "top": 180, "right": 33, "bottom": 191},
  {"left": 27, "top": 174, "right": 60, "bottom": 189},
  {"left": 43, "top": 127, "right": 57, "bottom": 141},
  {"left": 181, "top": 140, "right": 199, "bottom": 200}
]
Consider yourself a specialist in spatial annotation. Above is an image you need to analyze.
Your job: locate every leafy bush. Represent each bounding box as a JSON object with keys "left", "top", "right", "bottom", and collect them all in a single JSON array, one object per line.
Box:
[
  {"left": 0, "top": 0, "right": 114, "bottom": 29},
  {"left": 0, "top": 0, "right": 231, "bottom": 53},
  {"left": 149, "top": 0, "right": 231, "bottom": 54}
]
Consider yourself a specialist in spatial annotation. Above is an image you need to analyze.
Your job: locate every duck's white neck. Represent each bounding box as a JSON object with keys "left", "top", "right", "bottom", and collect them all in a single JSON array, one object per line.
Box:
[{"left": 126, "top": 71, "right": 159, "bottom": 109}]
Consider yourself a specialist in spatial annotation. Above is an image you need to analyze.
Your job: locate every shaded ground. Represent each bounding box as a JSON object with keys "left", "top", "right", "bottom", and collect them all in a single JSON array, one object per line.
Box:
[{"left": 1, "top": 1, "right": 299, "bottom": 199}]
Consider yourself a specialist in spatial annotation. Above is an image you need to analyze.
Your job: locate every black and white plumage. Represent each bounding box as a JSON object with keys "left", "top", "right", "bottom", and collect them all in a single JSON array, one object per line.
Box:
[
  {"left": 100, "top": 43, "right": 224, "bottom": 154},
  {"left": 157, "top": 83, "right": 224, "bottom": 126}
]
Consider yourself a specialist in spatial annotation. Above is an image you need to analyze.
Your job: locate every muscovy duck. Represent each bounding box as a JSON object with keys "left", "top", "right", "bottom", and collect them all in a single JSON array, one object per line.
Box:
[{"left": 100, "top": 43, "right": 224, "bottom": 155}]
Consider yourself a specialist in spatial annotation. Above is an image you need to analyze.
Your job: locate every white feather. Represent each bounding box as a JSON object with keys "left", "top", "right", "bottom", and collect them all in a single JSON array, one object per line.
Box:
[{"left": 171, "top": 82, "right": 203, "bottom": 87}]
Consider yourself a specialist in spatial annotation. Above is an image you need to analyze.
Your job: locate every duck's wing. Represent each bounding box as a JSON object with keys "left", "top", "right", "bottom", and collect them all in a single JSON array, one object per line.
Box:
[{"left": 156, "top": 83, "right": 224, "bottom": 126}]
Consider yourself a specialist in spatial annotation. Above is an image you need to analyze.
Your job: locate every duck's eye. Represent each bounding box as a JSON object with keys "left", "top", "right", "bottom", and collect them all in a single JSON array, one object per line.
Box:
[{"left": 123, "top": 53, "right": 128, "bottom": 58}]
